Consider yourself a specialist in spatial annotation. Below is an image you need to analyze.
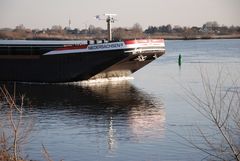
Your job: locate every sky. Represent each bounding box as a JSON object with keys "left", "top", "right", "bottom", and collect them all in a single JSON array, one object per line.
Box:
[{"left": 0, "top": 0, "right": 240, "bottom": 30}]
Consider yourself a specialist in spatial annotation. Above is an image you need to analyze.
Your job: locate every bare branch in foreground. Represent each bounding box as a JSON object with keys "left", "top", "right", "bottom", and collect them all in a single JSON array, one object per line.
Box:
[{"left": 182, "top": 68, "right": 240, "bottom": 161}]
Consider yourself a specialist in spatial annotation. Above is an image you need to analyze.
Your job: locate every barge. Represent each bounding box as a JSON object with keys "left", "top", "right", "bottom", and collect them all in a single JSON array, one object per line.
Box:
[{"left": 0, "top": 39, "right": 165, "bottom": 83}]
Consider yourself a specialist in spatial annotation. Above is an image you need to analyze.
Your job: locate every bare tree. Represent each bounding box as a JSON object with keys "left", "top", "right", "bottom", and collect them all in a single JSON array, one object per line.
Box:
[
  {"left": 131, "top": 23, "right": 144, "bottom": 38},
  {"left": 0, "top": 85, "right": 34, "bottom": 161},
  {"left": 112, "top": 27, "right": 129, "bottom": 40},
  {"left": 132, "top": 23, "right": 143, "bottom": 33},
  {"left": 183, "top": 68, "right": 240, "bottom": 161},
  {"left": 0, "top": 85, "right": 63, "bottom": 161}
]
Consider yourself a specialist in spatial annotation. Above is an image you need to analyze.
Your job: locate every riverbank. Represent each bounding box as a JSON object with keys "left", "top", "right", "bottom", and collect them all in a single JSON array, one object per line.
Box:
[
  {"left": 149, "top": 33, "right": 240, "bottom": 40},
  {"left": 1, "top": 34, "right": 240, "bottom": 41},
  {"left": 1, "top": 29, "right": 240, "bottom": 40}
]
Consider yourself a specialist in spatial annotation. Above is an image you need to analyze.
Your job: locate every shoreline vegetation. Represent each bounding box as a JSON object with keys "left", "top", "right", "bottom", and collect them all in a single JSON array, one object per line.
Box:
[
  {"left": 0, "top": 85, "right": 55, "bottom": 161},
  {"left": 0, "top": 21, "right": 240, "bottom": 40}
]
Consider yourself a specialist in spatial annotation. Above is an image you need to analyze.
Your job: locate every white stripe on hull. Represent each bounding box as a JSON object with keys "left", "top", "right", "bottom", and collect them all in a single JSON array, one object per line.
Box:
[{"left": 43, "top": 40, "right": 165, "bottom": 56}]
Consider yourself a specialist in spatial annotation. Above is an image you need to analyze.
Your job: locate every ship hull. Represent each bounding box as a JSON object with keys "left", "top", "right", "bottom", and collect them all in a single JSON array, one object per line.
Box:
[{"left": 0, "top": 49, "right": 129, "bottom": 83}]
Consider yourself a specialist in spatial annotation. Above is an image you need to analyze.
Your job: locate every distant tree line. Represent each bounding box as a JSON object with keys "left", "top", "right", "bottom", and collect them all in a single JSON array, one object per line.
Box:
[
  {"left": 0, "top": 21, "right": 240, "bottom": 40},
  {"left": 145, "top": 21, "right": 240, "bottom": 35}
]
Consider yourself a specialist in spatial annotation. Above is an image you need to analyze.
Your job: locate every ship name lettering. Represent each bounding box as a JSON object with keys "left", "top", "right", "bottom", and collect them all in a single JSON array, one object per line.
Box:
[{"left": 88, "top": 43, "right": 123, "bottom": 50}]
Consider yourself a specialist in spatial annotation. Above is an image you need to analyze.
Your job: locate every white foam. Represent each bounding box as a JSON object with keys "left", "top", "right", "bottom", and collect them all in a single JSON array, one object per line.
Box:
[
  {"left": 72, "top": 76, "right": 134, "bottom": 86},
  {"left": 14, "top": 76, "right": 134, "bottom": 86}
]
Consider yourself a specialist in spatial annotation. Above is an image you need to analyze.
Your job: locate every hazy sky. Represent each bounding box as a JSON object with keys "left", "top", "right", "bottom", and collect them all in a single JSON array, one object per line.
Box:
[{"left": 0, "top": 0, "right": 239, "bottom": 29}]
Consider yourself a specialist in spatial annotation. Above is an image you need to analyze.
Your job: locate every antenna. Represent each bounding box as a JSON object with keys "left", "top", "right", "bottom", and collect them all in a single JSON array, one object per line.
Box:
[
  {"left": 68, "top": 18, "right": 71, "bottom": 29},
  {"left": 95, "top": 13, "right": 117, "bottom": 41}
]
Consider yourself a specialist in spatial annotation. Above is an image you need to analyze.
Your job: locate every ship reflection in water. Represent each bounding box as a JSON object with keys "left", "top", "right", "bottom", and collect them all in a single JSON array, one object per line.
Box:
[{"left": 2, "top": 80, "right": 165, "bottom": 158}]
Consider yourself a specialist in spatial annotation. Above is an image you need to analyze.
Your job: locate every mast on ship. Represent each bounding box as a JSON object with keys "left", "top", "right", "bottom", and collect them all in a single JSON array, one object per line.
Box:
[{"left": 96, "top": 13, "right": 117, "bottom": 41}]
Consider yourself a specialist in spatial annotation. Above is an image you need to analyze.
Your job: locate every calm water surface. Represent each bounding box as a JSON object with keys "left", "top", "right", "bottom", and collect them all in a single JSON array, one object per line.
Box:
[{"left": 1, "top": 39, "right": 240, "bottom": 161}]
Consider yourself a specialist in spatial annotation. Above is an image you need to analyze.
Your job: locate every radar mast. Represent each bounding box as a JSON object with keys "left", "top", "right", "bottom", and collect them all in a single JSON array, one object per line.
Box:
[{"left": 96, "top": 13, "right": 117, "bottom": 41}]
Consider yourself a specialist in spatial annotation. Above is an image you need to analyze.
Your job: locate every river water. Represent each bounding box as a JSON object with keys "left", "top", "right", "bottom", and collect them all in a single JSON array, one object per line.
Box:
[{"left": 1, "top": 39, "right": 240, "bottom": 161}]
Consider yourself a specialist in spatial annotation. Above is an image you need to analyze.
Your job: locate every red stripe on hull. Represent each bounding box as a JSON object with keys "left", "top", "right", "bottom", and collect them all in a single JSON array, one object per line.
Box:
[
  {"left": 124, "top": 39, "right": 164, "bottom": 45},
  {"left": 56, "top": 45, "right": 88, "bottom": 51}
]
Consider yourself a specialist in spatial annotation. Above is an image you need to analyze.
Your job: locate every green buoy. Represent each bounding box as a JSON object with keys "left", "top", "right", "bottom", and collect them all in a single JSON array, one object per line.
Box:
[{"left": 178, "top": 54, "right": 182, "bottom": 66}]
